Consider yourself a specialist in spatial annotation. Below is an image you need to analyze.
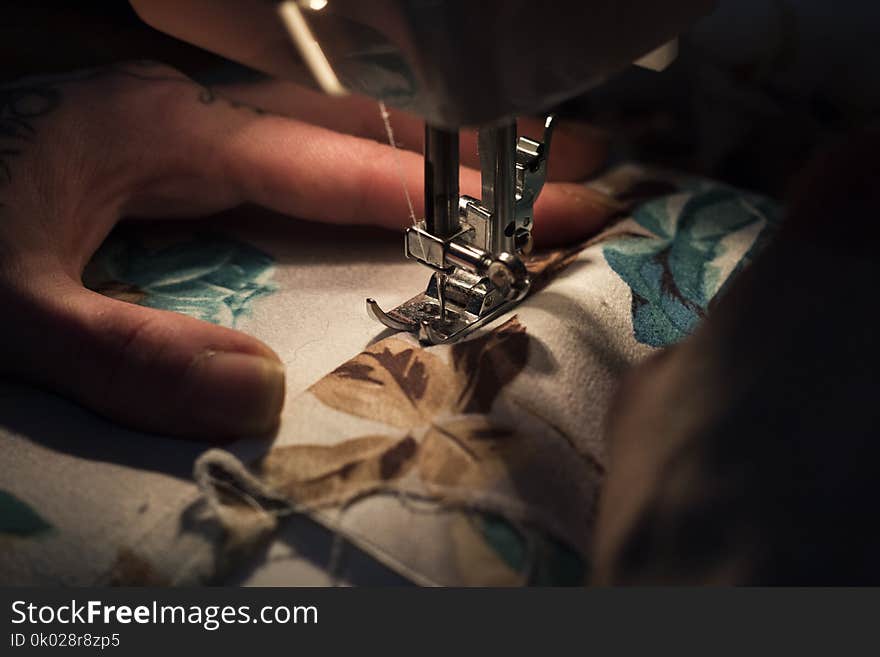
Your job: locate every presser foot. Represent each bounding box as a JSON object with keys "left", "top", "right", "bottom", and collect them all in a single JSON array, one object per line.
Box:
[
  {"left": 366, "top": 269, "right": 529, "bottom": 345},
  {"left": 366, "top": 116, "right": 552, "bottom": 346}
]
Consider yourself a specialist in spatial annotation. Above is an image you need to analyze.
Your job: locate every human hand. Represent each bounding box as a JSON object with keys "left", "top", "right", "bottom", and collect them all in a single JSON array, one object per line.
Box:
[{"left": 0, "top": 62, "right": 615, "bottom": 439}]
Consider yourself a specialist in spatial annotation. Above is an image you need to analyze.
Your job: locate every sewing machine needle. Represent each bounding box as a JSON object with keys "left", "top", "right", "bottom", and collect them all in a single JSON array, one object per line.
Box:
[{"left": 436, "top": 272, "right": 447, "bottom": 321}]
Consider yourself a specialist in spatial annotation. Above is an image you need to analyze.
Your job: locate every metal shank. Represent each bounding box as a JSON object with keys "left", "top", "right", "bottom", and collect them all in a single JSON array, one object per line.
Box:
[
  {"left": 479, "top": 122, "right": 517, "bottom": 254},
  {"left": 424, "top": 125, "right": 460, "bottom": 239}
]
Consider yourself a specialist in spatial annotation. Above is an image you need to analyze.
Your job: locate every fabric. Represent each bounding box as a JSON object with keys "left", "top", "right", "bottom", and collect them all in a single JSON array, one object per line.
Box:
[
  {"left": 0, "top": 165, "right": 780, "bottom": 586},
  {"left": 197, "top": 166, "right": 780, "bottom": 586}
]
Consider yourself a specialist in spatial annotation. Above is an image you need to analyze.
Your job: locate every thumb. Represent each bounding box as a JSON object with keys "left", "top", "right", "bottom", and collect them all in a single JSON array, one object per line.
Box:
[{"left": 3, "top": 273, "right": 285, "bottom": 440}]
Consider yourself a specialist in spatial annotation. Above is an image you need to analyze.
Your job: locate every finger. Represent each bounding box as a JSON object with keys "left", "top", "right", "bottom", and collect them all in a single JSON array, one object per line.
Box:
[
  {"left": 226, "top": 117, "right": 619, "bottom": 246},
  {"left": 147, "top": 107, "right": 621, "bottom": 247},
  {"left": 3, "top": 274, "right": 285, "bottom": 440},
  {"left": 216, "top": 80, "right": 608, "bottom": 181},
  {"left": 532, "top": 182, "right": 625, "bottom": 247}
]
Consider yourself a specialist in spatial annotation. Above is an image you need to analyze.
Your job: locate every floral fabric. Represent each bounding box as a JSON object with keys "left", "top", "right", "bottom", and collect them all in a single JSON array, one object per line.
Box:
[
  {"left": 196, "top": 167, "right": 780, "bottom": 585},
  {"left": 0, "top": 165, "right": 779, "bottom": 586}
]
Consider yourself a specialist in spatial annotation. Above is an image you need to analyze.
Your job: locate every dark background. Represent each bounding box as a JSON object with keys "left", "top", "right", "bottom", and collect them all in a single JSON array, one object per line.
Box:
[
  {"left": 3, "top": 1, "right": 879, "bottom": 198},
  {"left": 1, "top": 1, "right": 222, "bottom": 81}
]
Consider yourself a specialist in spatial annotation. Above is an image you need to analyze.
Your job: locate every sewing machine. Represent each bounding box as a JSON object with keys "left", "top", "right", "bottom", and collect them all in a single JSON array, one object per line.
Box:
[{"left": 131, "top": 0, "right": 714, "bottom": 344}]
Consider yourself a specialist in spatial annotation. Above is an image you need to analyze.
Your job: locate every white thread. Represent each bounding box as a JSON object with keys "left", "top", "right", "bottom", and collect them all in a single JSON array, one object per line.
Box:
[
  {"left": 378, "top": 101, "right": 428, "bottom": 262},
  {"left": 378, "top": 101, "right": 417, "bottom": 225}
]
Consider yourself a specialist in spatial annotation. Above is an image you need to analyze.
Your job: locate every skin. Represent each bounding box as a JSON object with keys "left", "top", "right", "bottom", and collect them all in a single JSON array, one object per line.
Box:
[{"left": 0, "top": 61, "right": 616, "bottom": 440}]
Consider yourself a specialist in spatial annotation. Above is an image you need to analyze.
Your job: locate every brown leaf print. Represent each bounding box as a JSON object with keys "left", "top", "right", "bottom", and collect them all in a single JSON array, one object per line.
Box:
[
  {"left": 525, "top": 246, "right": 585, "bottom": 294},
  {"left": 380, "top": 435, "right": 418, "bottom": 479},
  {"left": 419, "top": 416, "right": 516, "bottom": 489},
  {"left": 416, "top": 413, "right": 599, "bottom": 552},
  {"left": 107, "top": 548, "right": 169, "bottom": 586},
  {"left": 251, "top": 319, "right": 534, "bottom": 515},
  {"left": 310, "top": 339, "right": 456, "bottom": 429},
  {"left": 258, "top": 435, "right": 418, "bottom": 506},
  {"left": 303, "top": 318, "right": 535, "bottom": 498},
  {"left": 369, "top": 347, "right": 430, "bottom": 404},
  {"left": 313, "top": 316, "right": 530, "bottom": 428},
  {"left": 202, "top": 313, "right": 597, "bottom": 558},
  {"left": 451, "top": 317, "right": 529, "bottom": 414},
  {"left": 332, "top": 362, "right": 382, "bottom": 386}
]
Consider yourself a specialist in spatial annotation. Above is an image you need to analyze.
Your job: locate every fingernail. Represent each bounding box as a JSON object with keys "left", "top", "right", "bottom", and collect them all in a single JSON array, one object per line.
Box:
[{"left": 182, "top": 351, "right": 285, "bottom": 438}]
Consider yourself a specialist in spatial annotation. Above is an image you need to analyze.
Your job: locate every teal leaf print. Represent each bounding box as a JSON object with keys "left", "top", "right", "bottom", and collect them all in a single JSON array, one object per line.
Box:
[
  {"left": 603, "top": 184, "right": 781, "bottom": 347},
  {"left": 0, "top": 490, "right": 52, "bottom": 537},
  {"left": 84, "top": 230, "right": 277, "bottom": 327},
  {"left": 479, "top": 515, "right": 585, "bottom": 586}
]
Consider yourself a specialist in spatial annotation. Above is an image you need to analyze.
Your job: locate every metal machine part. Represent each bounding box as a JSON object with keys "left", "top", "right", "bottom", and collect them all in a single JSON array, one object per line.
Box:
[
  {"left": 367, "top": 117, "right": 554, "bottom": 344},
  {"left": 130, "top": 0, "right": 715, "bottom": 128}
]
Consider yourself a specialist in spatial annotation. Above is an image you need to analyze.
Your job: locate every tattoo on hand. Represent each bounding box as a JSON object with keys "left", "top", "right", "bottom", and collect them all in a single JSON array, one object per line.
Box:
[
  {"left": 103, "top": 61, "right": 269, "bottom": 115},
  {"left": 0, "top": 61, "right": 269, "bottom": 207},
  {"left": 197, "top": 86, "right": 267, "bottom": 115},
  {"left": 0, "top": 86, "right": 61, "bottom": 204}
]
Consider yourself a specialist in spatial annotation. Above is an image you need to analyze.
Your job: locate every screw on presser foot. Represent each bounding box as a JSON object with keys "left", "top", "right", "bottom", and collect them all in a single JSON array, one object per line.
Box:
[{"left": 435, "top": 272, "right": 447, "bottom": 322}]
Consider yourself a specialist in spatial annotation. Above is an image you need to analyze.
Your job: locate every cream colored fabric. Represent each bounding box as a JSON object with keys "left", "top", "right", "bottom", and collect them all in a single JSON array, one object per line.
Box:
[
  {"left": 0, "top": 166, "right": 779, "bottom": 586},
  {"left": 201, "top": 167, "right": 780, "bottom": 586}
]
